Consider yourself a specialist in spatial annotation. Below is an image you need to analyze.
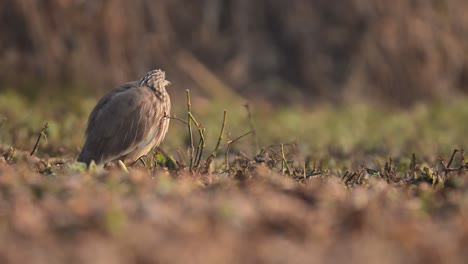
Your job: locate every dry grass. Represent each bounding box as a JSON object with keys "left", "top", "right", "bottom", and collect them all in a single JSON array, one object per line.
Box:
[
  {"left": 0, "top": 145, "right": 467, "bottom": 264},
  {"left": 1, "top": 81, "right": 468, "bottom": 263},
  {"left": 2, "top": 0, "right": 468, "bottom": 104}
]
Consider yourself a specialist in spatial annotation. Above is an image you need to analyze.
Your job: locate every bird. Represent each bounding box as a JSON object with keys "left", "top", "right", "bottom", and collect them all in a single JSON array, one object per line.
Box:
[{"left": 77, "top": 69, "right": 171, "bottom": 166}]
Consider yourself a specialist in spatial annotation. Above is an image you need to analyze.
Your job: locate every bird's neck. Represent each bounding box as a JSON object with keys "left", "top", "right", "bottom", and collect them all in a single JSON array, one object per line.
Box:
[{"left": 149, "top": 86, "right": 168, "bottom": 101}]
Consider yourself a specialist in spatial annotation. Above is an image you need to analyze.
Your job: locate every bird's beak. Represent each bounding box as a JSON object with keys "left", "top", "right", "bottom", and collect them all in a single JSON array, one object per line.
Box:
[{"left": 164, "top": 80, "right": 171, "bottom": 87}]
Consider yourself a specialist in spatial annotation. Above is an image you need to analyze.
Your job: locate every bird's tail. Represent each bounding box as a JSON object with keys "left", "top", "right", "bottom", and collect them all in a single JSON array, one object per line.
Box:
[{"left": 77, "top": 148, "right": 96, "bottom": 166}]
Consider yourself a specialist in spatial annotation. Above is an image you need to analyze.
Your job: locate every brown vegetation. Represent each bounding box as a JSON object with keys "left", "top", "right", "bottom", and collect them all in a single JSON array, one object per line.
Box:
[
  {"left": 2, "top": 0, "right": 468, "bottom": 104},
  {"left": 0, "top": 145, "right": 467, "bottom": 264}
]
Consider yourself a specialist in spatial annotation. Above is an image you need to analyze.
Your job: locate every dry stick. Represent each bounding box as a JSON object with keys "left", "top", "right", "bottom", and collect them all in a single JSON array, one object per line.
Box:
[
  {"left": 177, "top": 149, "right": 187, "bottom": 167},
  {"left": 5, "top": 147, "right": 15, "bottom": 164},
  {"left": 266, "top": 147, "right": 283, "bottom": 165},
  {"left": 196, "top": 129, "right": 206, "bottom": 167},
  {"left": 186, "top": 90, "right": 195, "bottom": 172},
  {"left": 341, "top": 171, "right": 350, "bottom": 181},
  {"left": 410, "top": 153, "right": 417, "bottom": 177},
  {"left": 460, "top": 150, "right": 466, "bottom": 175},
  {"left": 357, "top": 170, "right": 365, "bottom": 184},
  {"left": 439, "top": 149, "right": 468, "bottom": 174},
  {"left": 266, "top": 147, "right": 281, "bottom": 157},
  {"left": 30, "top": 122, "right": 49, "bottom": 156},
  {"left": 164, "top": 112, "right": 192, "bottom": 167},
  {"left": 303, "top": 162, "right": 307, "bottom": 180},
  {"left": 439, "top": 149, "right": 461, "bottom": 176},
  {"left": 384, "top": 158, "right": 392, "bottom": 183},
  {"left": 188, "top": 112, "right": 202, "bottom": 168},
  {"left": 244, "top": 103, "right": 259, "bottom": 154},
  {"left": 308, "top": 171, "right": 325, "bottom": 177},
  {"left": 460, "top": 149, "right": 465, "bottom": 165},
  {"left": 280, "top": 144, "right": 293, "bottom": 175},
  {"left": 446, "top": 149, "right": 459, "bottom": 169},
  {"left": 138, "top": 157, "right": 147, "bottom": 167},
  {"left": 193, "top": 132, "right": 204, "bottom": 168},
  {"left": 206, "top": 110, "right": 227, "bottom": 171},
  {"left": 344, "top": 172, "right": 356, "bottom": 185},
  {"left": 439, "top": 157, "right": 448, "bottom": 176},
  {"left": 440, "top": 165, "right": 468, "bottom": 173},
  {"left": 224, "top": 131, "right": 253, "bottom": 169},
  {"left": 265, "top": 142, "right": 297, "bottom": 149},
  {"left": 166, "top": 113, "right": 189, "bottom": 125},
  {"left": 187, "top": 112, "right": 206, "bottom": 168}
]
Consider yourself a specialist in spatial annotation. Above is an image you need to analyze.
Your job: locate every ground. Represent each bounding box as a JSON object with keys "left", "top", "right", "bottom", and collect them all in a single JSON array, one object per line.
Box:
[{"left": 0, "top": 92, "right": 467, "bottom": 264}]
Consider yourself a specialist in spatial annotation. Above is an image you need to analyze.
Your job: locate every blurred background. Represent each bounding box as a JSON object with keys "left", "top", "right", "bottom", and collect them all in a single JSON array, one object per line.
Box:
[
  {"left": 3, "top": 0, "right": 468, "bottom": 104},
  {"left": 1, "top": 0, "right": 467, "bottom": 159}
]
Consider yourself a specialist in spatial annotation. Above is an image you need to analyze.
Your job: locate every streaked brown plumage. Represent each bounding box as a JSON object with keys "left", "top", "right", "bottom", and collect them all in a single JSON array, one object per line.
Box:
[{"left": 78, "top": 69, "right": 171, "bottom": 165}]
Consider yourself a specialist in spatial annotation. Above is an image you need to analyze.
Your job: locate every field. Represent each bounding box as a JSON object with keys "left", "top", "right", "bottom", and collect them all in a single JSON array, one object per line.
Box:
[
  {"left": 0, "top": 91, "right": 468, "bottom": 264},
  {"left": 2, "top": 1, "right": 468, "bottom": 263}
]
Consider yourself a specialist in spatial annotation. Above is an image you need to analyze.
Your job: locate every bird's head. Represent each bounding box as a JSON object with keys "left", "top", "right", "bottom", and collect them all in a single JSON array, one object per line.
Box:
[{"left": 139, "top": 69, "right": 171, "bottom": 91}]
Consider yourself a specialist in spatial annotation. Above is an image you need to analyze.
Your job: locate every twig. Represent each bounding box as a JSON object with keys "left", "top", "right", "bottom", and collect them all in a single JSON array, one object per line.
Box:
[
  {"left": 266, "top": 147, "right": 282, "bottom": 159},
  {"left": 439, "top": 149, "right": 468, "bottom": 176},
  {"left": 344, "top": 172, "right": 357, "bottom": 185},
  {"left": 186, "top": 89, "right": 195, "bottom": 172},
  {"left": 280, "top": 144, "right": 293, "bottom": 175},
  {"left": 307, "top": 170, "right": 325, "bottom": 177},
  {"left": 30, "top": 122, "right": 49, "bottom": 156},
  {"left": 303, "top": 162, "right": 306, "bottom": 180},
  {"left": 341, "top": 171, "right": 350, "bottom": 181},
  {"left": 244, "top": 103, "right": 259, "bottom": 154},
  {"left": 188, "top": 112, "right": 205, "bottom": 168},
  {"left": 410, "top": 153, "right": 417, "bottom": 178},
  {"left": 205, "top": 110, "right": 227, "bottom": 171},
  {"left": 265, "top": 142, "right": 297, "bottom": 149},
  {"left": 5, "top": 147, "right": 15, "bottom": 164},
  {"left": 163, "top": 112, "right": 191, "bottom": 168},
  {"left": 461, "top": 149, "right": 465, "bottom": 164},
  {"left": 196, "top": 129, "right": 206, "bottom": 167},
  {"left": 356, "top": 169, "right": 366, "bottom": 184},
  {"left": 138, "top": 156, "right": 147, "bottom": 167},
  {"left": 225, "top": 139, "right": 230, "bottom": 169},
  {"left": 228, "top": 131, "right": 252, "bottom": 146},
  {"left": 165, "top": 113, "right": 189, "bottom": 125},
  {"left": 177, "top": 149, "right": 187, "bottom": 167},
  {"left": 384, "top": 158, "right": 393, "bottom": 183},
  {"left": 224, "top": 131, "right": 253, "bottom": 169},
  {"left": 446, "top": 149, "right": 459, "bottom": 169},
  {"left": 460, "top": 149, "right": 466, "bottom": 175},
  {"left": 193, "top": 129, "right": 204, "bottom": 168}
]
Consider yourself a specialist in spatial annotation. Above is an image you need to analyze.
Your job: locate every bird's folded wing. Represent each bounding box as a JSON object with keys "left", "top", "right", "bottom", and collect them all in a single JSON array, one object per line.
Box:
[{"left": 83, "top": 86, "right": 160, "bottom": 164}]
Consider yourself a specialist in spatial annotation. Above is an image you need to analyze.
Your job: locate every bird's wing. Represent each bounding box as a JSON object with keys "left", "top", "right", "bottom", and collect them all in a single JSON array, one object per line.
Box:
[{"left": 79, "top": 83, "right": 161, "bottom": 164}]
